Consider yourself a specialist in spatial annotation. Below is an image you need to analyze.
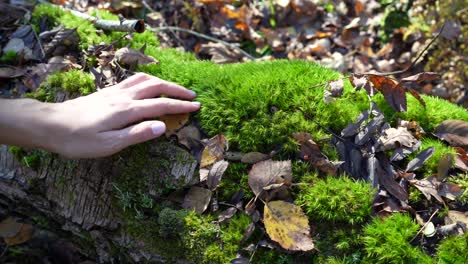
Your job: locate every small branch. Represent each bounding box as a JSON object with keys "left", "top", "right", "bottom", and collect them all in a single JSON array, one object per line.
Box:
[
  {"left": 410, "top": 208, "right": 439, "bottom": 243},
  {"left": 150, "top": 26, "right": 256, "bottom": 60},
  {"left": 365, "top": 23, "right": 446, "bottom": 77},
  {"left": 68, "top": 9, "right": 145, "bottom": 33}
]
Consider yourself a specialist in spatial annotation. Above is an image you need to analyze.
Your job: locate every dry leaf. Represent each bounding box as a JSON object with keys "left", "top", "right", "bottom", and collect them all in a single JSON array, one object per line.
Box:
[
  {"left": 350, "top": 75, "right": 374, "bottom": 95},
  {"left": 176, "top": 125, "right": 201, "bottom": 149},
  {"left": 263, "top": 201, "right": 314, "bottom": 251},
  {"left": 437, "top": 153, "right": 453, "bottom": 180},
  {"left": 405, "top": 147, "right": 435, "bottom": 172},
  {"left": 401, "top": 72, "right": 440, "bottom": 83},
  {"left": 433, "top": 120, "right": 468, "bottom": 148},
  {"left": 207, "top": 160, "right": 229, "bottom": 190},
  {"left": 182, "top": 186, "right": 212, "bottom": 214},
  {"left": 409, "top": 177, "right": 444, "bottom": 204},
  {"left": 438, "top": 182, "right": 462, "bottom": 200},
  {"left": 0, "top": 217, "right": 23, "bottom": 238},
  {"left": 378, "top": 127, "right": 418, "bottom": 151},
  {"left": 0, "top": 67, "right": 25, "bottom": 78},
  {"left": 218, "top": 207, "right": 237, "bottom": 223},
  {"left": 159, "top": 113, "right": 190, "bottom": 136},
  {"left": 248, "top": 160, "right": 292, "bottom": 197},
  {"left": 4, "top": 223, "right": 33, "bottom": 246},
  {"left": 454, "top": 147, "right": 468, "bottom": 172},
  {"left": 114, "top": 47, "right": 159, "bottom": 66},
  {"left": 367, "top": 74, "right": 407, "bottom": 112},
  {"left": 201, "top": 134, "right": 228, "bottom": 168},
  {"left": 445, "top": 211, "right": 468, "bottom": 226}
]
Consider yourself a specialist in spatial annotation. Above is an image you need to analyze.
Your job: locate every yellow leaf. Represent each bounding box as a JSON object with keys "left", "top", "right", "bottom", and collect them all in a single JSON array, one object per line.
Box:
[
  {"left": 158, "top": 113, "right": 190, "bottom": 136},
  {"left": 263, "top": 201, "right": 314, "bottom": 251},
  {"left": 200, "top": 134, "right": 227, "bottom": 168},
  {"left": 4, "top": 223, "right": 33, "bottom": 246}
]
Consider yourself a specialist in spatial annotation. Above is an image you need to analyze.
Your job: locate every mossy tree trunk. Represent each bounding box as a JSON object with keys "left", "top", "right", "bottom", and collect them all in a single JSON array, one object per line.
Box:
[{"left": 0, "top": 141, "right": 197, "bottom": 262}]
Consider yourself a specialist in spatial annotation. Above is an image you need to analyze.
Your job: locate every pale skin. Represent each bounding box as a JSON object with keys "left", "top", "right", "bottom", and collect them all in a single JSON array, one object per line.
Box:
[{"left": 0, "top": 73, "right": 200, "bottom": 159}]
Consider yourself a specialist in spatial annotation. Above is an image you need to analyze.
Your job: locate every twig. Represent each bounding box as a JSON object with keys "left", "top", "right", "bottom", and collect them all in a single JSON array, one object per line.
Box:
[
  {"left": 364, "top": 23, "right": 446, "bottom": 77},
  {"left": 150, "top": 26, "right": 256, "bottom": 60},
  {"left": 410, "top": 208, "right": 439, "bottom": 243},
  {"left": 68, "top": 9, "right": 145, "bottom": 33},
  {"left": 141, "top": 0, "right": 185, "bottom": 47}
]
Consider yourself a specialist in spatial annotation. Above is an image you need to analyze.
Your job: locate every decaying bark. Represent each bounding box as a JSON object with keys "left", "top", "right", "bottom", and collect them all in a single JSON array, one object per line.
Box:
[{"left": 0, "top": 140, "right": 198, "bottom": 262}]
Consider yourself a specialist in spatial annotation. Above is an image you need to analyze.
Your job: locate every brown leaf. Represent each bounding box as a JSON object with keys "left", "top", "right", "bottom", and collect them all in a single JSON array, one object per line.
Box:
[
  {"left": 409, "top": 177, "right": 444, "bottom": 203},
  {"left": 445, "top": 211, "right": 468, "bottom": 226},
  {"left": 433, "top": 120, "right": 468, "bottom": 148},
  {"left": 437, "top": 153, "right": 453, "bottom": 180},
  {"left": 114, "top": 47, "right": 159, "bottom": 66},
  {"left": 241, "top": 152, "right": 270, "bottom": 164},
  {"left": 405, "top": 147, "right": 435, "bottom": 172},
  {"left": 0, "top": 67, "right": 25, "bottom": 78},
  {"left": 376, "top": 159, "right": 408, "bottom": 201},
  {"left": 182, "top": 186, "right": 212, "bottom": 214},
  {"left": 406, "top": 87, "right": 426, "bottom": 108},
  {"left": 368, "top": 74, "right": 406, "bottom": 112},
  {"left": 3, "top": 223, "right": 34, "bottom": 246},
  {"left": 328, "top": 79, "right": 344, "bottom": 97},
  {"left": 292, "top": 132, "right": 342, "bottom": 175},
  {"left": 400, "top": 72, "right": 441, "bottom": 83},
  {"left": 263, "top": 201, "right": 314, "bottom": 251},
  {"left": 207, "top": 160, "right": 229, "bottom": 190},
  {"left": 378, "top": 127, "right": 419, "bottom": 151},
  {"left": 349, "top": 75, "right": 374, "bottom": 95},
  {"left": 201, "top": 134, "right": 228, "bottom": 168},
  {"left": 248, "top": 160, "right": 292, "bottom": 197},
  {"left": 176, "top": 125, "right": 202, "bottom": 149},
  {"left": 454, "top": 147, "right": 468, "bottom": 172},
  {"left": 438, "top": 182, "right": 462, "bottom": 200},
  {"left": 0, "top": 217, "right": 23, "bottom": 238},
  {"left": 158, "top": 113, "right": 190, "bottom": 136},
  {"left": 198, "top": 42, "right": 245, "bottom": 64},
  {"left": 218, "top": 207, "right": 238, "bottom": 223}
]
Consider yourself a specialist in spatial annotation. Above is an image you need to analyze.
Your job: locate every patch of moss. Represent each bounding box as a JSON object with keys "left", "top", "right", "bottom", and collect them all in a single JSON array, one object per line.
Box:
[
  {"left": 0, "top": 50, "right": 18, "bottom": 63},
  {"left": 297, "top": 176, "right": 375, "bottom": 225},
  {"left": 28, "top": 70, "right": 95, "bottom": 102},
  {"left": 374, "top": 93, "right": 468, "bottom": 132},
  {"left": 8, "top": 146, "right": 43, "bottom": 170},
  {"left": 436, "top": 233, "right": 468, "bottom": 264},
  {"left": 362, "top": 213, "right": 432, "bottom": 263},
  {"left": 203, "top": 213, "right": 251, "bottom": 263}
]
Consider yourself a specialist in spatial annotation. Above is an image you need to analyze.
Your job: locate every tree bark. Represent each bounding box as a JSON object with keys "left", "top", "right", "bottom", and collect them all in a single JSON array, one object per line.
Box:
[{"left": 0, "top": 141, "right": 198, "bottom": 262}]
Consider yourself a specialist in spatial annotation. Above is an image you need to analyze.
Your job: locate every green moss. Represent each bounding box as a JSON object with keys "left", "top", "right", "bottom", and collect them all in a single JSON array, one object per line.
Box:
[
  {"left": 158, "top": 207, "right": 190, "bottom": 238},
  {"left": 28, "top": 70, "right": 95, "bottom": 102},
  {"left": 297, "top": 176, "right": 375, "bottom": 225},
  {"left": 203, "top": 213, "right": 251, "bottom": 263},
  {"left": 374, "top": 93, "right": 468, "bottom": 132},
  {"left": 436, "top": 233, "right": 468, "bottom": 264},
  {"left": 362, "top": 214, "right": 432, "bottom": 263},
  {"left": 8, "top": 146, "right": 43, "bottom": 170},
  {"left": 251, "top": 248, "right": 295, "bottom": 264},
  {"left": 0, "top": 51, "right": 18, "bottom": 63}
]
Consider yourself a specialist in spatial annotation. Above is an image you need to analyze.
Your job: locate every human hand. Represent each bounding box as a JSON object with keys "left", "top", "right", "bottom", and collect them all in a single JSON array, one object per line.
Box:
[{"left": 40, "top": 73, "right": 200, "bottom": 158}]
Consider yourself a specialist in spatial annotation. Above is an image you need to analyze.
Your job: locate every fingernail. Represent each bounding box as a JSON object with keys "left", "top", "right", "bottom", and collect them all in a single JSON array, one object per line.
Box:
[
  {"left": 192, "top": 101, "right": 201, "bottom": 108},
  {"left": 189, "top": 90, "right": 197, "bottom": 97},
  {"left": 151, "top": 122, "right": 166, "bottom": 136}
]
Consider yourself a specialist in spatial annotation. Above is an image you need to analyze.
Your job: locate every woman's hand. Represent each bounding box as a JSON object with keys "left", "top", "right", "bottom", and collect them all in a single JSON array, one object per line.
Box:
[{"left": 0, "top": 73, "right": 200, "bottom": 158}]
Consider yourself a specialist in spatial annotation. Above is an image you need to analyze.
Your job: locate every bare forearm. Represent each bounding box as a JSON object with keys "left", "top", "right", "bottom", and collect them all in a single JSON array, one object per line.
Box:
[{"left": 0, "top": 98, "right": 55, "bottom": 150}]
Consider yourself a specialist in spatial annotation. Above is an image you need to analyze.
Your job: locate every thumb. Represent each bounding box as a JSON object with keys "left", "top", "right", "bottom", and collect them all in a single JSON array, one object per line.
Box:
[{"left": 107, "top": 121, "right": 166, "bottom": 150}]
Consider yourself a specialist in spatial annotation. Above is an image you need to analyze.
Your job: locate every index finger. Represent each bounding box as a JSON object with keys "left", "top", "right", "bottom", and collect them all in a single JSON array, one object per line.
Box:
[{"left": 130, "top": 79, "right": 197, "bottom": 100}]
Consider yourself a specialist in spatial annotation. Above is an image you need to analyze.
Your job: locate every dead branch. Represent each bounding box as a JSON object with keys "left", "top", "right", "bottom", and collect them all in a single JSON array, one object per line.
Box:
[{"left": 68, "top": 9, "right": 145, "bottom": 33}]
